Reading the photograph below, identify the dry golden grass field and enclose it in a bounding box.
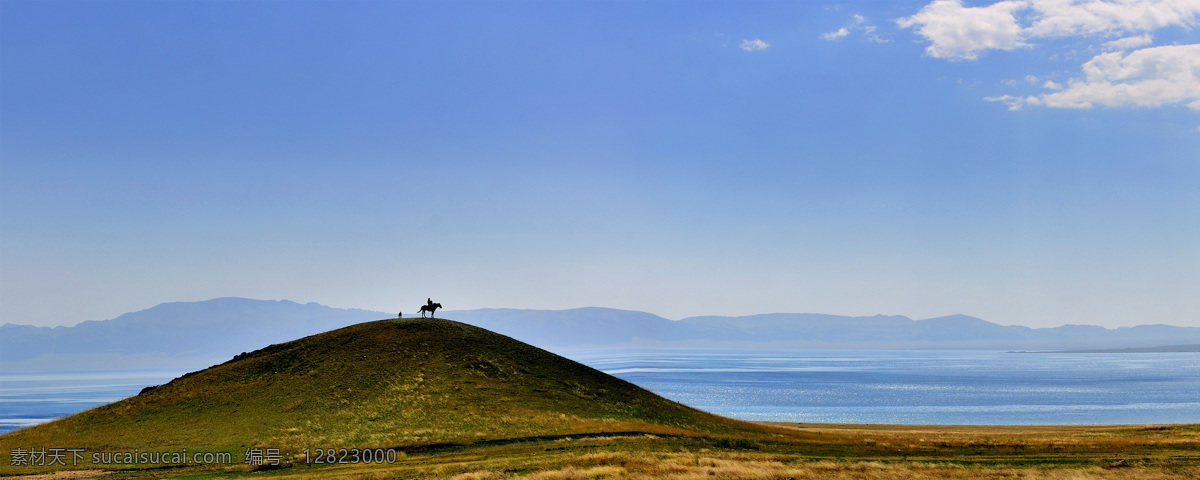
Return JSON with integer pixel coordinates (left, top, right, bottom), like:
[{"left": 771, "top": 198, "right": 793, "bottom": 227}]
[{"left": 6, "top": 423, "right": 1197, "bottom": 480}]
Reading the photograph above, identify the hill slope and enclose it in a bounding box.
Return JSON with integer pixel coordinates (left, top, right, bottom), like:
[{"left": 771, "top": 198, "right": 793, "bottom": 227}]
[{"left": 0, "top": 317, "right": 746, "bottom": 455}]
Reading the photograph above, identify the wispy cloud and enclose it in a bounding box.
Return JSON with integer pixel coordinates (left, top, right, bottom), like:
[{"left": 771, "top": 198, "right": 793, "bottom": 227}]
[
  {"left": 898, "top": 0, "right": 1200, "bottom": 60},
  {"left": 984, "top": 94, "right": 1029, "bottom": 111},
  {"left": 822, "top": 14, "right": 891, "bottom": 43},
  {"left": 1003, "top": 75, "right": 1041, "bottom": 86},
  {"left": 1103, "top": 34, "right": 1153, "bottom": 52},
  {"left": 1023, "top": 0, "right": 1200, "bottom": 38},
  {"left": 821, "top": 28, "right": 850, "bottom": 41},
  {"left": 986, "top": 44, "right": 1200, "bottom": 111},
  {"left": 1028, "top": 44, "right": 1200, "bottom": 110},
  {"left": 897, "top": 0, "right": 1200, "bottom": 111},
  {"left": 740, "top": 39, "right": 770, "bottom": 51}
]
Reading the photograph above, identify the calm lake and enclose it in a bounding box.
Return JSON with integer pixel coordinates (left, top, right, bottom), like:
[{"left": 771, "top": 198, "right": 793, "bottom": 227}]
[
  {"left": 0, "top": 369, "right": 186, "bottom": 435},
  {"left": 2, "top": 349, "right": 1198, "bottom": 434},
  {"left": 568, "top": 348, "right": 1200, "bottom": 425}
]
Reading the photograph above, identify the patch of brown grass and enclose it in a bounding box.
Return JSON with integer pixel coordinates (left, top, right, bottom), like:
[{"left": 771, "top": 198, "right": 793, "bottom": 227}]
[
  {"left": 437, "top": 455, "right": 1200, "bottom": 480},
  {"left": 444, "top": 470, "right": 504, "bottom": 480}
]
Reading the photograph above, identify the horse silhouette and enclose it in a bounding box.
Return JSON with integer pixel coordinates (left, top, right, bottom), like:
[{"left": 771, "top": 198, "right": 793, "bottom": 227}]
[{"left": 418, "top": 302, "right": 441, "bottom": 318}]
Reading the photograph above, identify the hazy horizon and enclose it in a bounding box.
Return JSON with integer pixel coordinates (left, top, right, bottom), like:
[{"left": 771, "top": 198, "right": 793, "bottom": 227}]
[
  {"left": 3, "top": 1, "right": 1197, "bottom": 329},
  {"left": 6, "top": 296, "right": 1198, "bottom": 331}
]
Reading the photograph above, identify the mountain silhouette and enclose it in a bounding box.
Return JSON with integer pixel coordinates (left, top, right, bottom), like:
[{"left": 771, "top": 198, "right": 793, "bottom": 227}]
[{"left": 6, "top": 299, "right": 1200, "bottom": 371}]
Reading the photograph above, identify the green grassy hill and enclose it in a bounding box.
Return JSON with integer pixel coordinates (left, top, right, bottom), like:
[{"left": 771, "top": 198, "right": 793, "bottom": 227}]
[{"left": 0, "top": 317, "right": 750, "bottom": 459}]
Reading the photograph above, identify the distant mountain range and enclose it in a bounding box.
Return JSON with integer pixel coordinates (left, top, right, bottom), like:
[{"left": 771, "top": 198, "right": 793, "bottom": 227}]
[
  {"left": 446, "top": 308, "right": 1200, "bottom": 351},
  {"left": 0, "top": 298, "right": 382, "bottom": 370},
  {"left": 3, "top": 298, "right": 1199, "bottom": 370}
]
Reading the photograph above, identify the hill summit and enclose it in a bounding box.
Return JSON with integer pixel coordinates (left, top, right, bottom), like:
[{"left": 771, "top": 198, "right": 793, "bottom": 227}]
[{"left": 1, "top": 317, "right": 741, "bottom": 454}]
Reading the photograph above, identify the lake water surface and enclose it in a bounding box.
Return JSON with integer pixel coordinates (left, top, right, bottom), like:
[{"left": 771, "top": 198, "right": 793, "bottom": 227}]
[
  {"left": 0, "top": 369, "right": 186, "bottom": 434},
  {"left": 568, "top": 348, "right": 1200, "bottom": 425},
  {"left": 2, "top": 349, "right": 1198, "bottom": 434}
]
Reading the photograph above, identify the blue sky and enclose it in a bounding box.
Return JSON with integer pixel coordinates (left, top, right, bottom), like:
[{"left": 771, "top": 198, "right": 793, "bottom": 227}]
[{"left": 2, "top": 0, "right": 1197, "bottom": 328}]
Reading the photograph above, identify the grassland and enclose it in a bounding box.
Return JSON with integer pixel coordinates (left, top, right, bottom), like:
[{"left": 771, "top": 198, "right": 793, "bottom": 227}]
[
  {"left": 282, "top": 423, "right": 1200, "bottom": 479},
  {"left": 2, "top": 318, "right": 1197, "bottom": 479},
  {"left": 5, "top": 423, "right": 1196, "bottom": 479}
]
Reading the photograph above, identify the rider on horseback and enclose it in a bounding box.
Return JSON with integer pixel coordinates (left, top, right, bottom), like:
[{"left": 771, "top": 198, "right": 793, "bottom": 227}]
[{"left": 419, "top": 298, "right": 442, "bottom": 318}]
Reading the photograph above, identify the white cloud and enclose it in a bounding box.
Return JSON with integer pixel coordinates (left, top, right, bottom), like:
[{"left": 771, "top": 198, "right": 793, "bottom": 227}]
[
  {"left": 740, "top": 39, "right": 771, "bottom": 51},
  {"left": 822, "top": 28, "right": 851, "bottom": 41},
  {"left": 985, "top": 94, "right": 1033, "bottom": 110},
  {"left": 1024, "top": 0, "right": 1200, "bottom": 38},
  {"left": 1021, "top": 44, "right": 1200, "bottom": 110},
  {"left": 898, "top": 0, "right": 1200, "bottom": 60},
  {"left": 1002, "top": 75, "right": 1042, "bottom": 86},
  {"left": 823, "top": 14, "right": 892, "bottom": 43},
  {"left": 1103, "top": 34, "right": 1153, "bottom": 51},
  {"left": 897, "top": 1, "right": 1200, "bottom": 112},
  {"left": 896, "top": 0, "right": 1029, "bottom": 60},
  {"left": 862, "top": 25, "right": 891, "bottom": 44}
]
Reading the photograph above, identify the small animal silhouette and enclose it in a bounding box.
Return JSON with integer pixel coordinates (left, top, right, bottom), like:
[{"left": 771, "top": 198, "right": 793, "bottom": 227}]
[{"left": 418, "top": 302, "right": 441, "bottom": 318}]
